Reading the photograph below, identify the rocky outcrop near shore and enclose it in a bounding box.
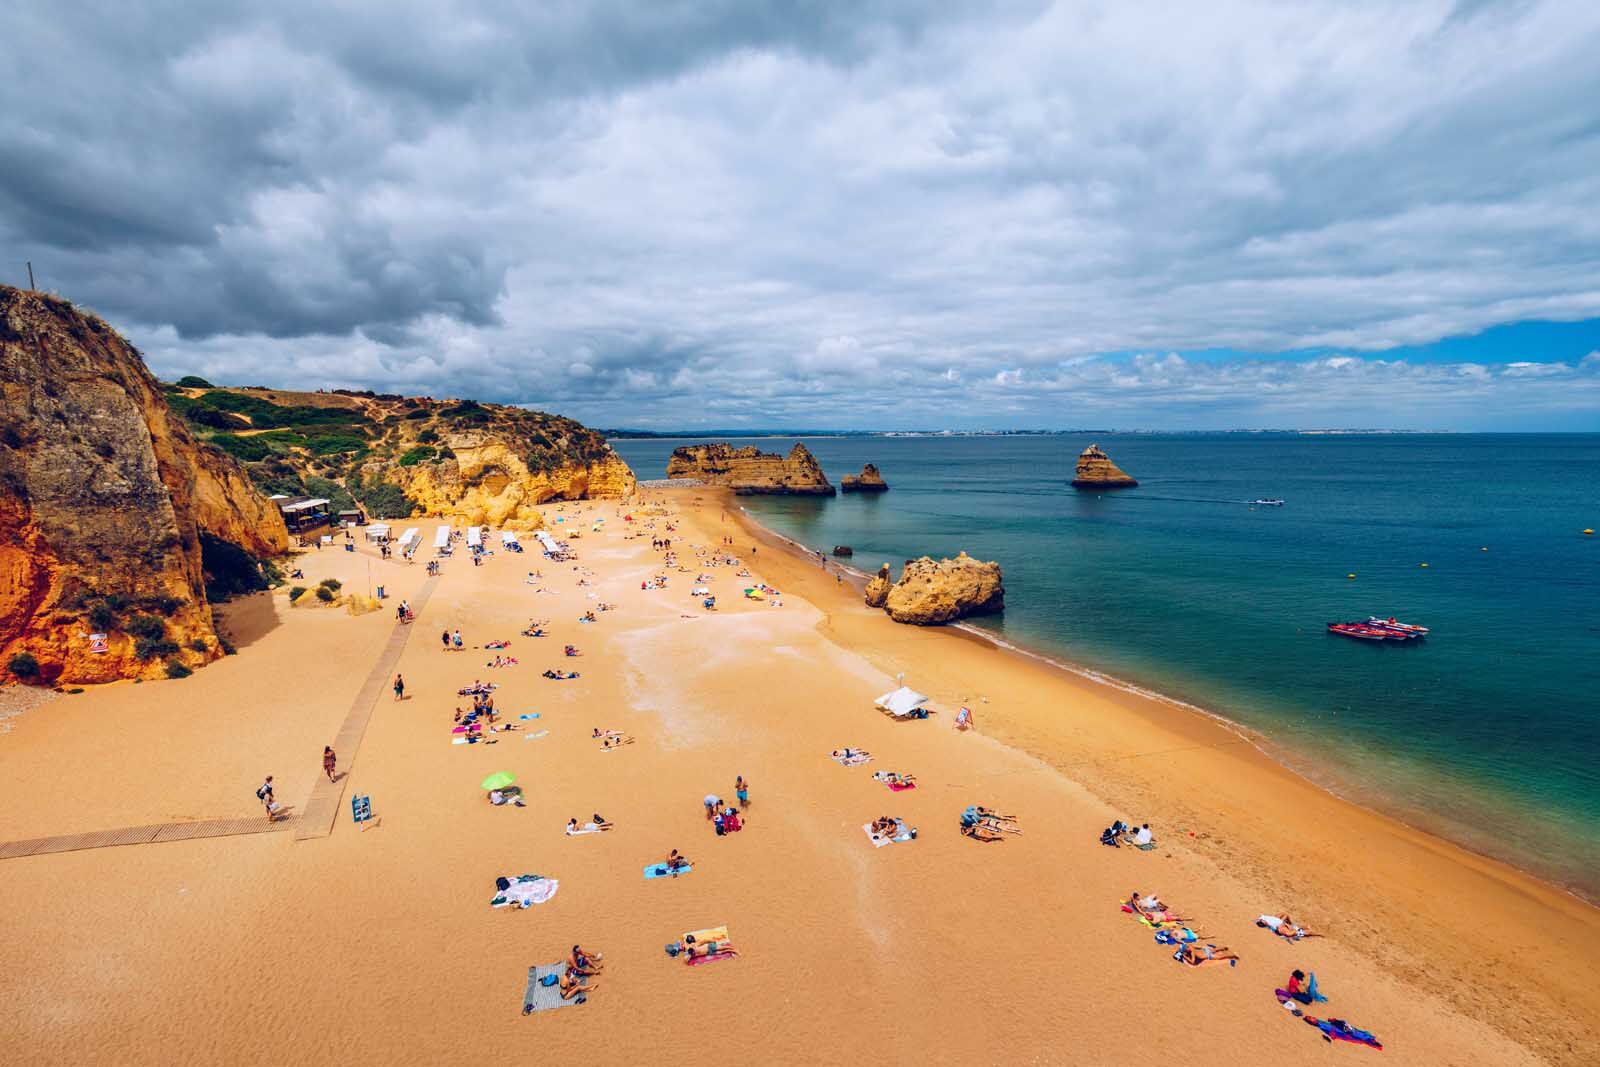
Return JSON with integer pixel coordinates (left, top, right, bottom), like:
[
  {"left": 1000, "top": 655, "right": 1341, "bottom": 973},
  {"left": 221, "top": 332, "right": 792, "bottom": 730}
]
[
  {"left": 863, "top": 553, "right": 1004, "bottom": 624},
  {"left": 840, "top": 463, "right": 889, "bottom": 492},
  {"left": 0, "top": 286, "right": 289, "bottom": 685},
  {"left": 666, "top": 443, "right": 834, "bottom": 495},
  {"left": 1070, "top": 443, "right": 1138, "bottom": 488}
]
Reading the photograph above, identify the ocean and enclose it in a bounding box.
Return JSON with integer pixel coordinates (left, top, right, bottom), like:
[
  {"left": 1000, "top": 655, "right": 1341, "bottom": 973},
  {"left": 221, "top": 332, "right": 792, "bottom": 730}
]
[{"left": 611, "top": 434, "right": 1600, "bottom": 899}]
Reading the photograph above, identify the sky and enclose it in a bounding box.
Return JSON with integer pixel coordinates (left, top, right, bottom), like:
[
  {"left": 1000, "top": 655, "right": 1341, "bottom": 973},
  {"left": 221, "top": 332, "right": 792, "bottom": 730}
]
[{"left": 3, "top": 1, "right": 1600, "bottom": 431}]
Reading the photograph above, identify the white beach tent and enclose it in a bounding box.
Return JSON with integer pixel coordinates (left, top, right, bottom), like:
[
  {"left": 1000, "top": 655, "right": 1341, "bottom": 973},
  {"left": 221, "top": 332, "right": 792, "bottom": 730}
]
[
  {"left": 500, "top": 531, "right": 521, "bottom": 548},
  {"left": 536, "top": 530, "right": 562, "bottom": 554},
  {"left": 364, "top": 523, "right": 391, "bottom": 543},
  {"left": 874, "top": 685, "right": 931, "bottom": 718},
  {"left": 467, "top": 526, "right": 483, "bottom": 549},
  {"left": 397, "top": 527, "right": 421, "bottom": 551},
  {"left": 433, "top": 525, "right": 452, "bottom": 551}
]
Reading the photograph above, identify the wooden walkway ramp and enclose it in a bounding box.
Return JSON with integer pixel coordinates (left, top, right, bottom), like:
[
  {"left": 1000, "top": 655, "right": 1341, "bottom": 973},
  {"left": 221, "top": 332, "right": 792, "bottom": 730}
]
[{"left": 0, "top": 575, "right": 438, "bottom": 861}]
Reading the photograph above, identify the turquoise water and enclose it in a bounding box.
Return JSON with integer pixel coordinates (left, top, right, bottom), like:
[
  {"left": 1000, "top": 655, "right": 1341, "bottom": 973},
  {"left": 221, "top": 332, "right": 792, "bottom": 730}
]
[{"left": 612, "top": 434, "right": 1600, "bottom": 898}]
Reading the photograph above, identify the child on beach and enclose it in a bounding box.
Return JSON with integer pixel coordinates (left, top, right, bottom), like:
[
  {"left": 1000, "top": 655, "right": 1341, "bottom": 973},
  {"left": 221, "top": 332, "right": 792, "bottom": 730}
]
[
  {"left": 393, "top": 674, "right": 405, "bottom": 701},
  {"left": 322, "top": 746, "right": 337, "bottom": 782}
]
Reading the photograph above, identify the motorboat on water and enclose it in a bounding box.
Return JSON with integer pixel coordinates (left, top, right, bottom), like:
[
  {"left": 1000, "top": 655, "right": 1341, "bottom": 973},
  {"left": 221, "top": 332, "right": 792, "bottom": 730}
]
[
  {"left": 1364, "top": 616, "right": 1429, "bottom": 636},
  {"left": 1327, "top": 617, "right": 1428, "bottom": 642},
  {"left": 1250, "top": 498, "right": 1285, "bottom": 506}
]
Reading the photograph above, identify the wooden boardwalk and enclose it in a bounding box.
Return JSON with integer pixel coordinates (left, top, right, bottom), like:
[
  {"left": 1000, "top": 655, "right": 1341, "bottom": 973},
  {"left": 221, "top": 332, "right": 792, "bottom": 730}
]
[{"left": 0, "top": 575, "right": 438, "bottom": 861}]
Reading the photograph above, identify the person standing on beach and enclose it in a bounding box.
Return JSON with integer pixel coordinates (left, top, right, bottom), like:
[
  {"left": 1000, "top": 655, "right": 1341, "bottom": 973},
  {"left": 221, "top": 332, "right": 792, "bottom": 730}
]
[
  {"left": 703, "top": 793, "right": 722, "bottom": 820},
  {"left": 735, "top": 775, "right": 750, "bottom": 810},
  {"left": 452, "top": 629, "right": 463, "bottom": 651},
  {"left": 393, "top": 673, "right": 405, "bottom": 701},
  {"left": 323, "top": 746, "right": 337, "bottom": 782}
]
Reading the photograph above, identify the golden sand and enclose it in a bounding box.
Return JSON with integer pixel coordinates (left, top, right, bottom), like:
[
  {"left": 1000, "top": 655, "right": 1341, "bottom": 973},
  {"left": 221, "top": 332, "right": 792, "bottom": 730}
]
[{"left": 1, "top": 486, "right": 1595, "bottom": 1065}]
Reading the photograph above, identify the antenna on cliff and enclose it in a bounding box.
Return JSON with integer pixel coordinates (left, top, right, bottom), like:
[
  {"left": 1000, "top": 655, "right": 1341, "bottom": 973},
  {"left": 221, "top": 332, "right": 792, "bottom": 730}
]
[{"left": 27, "top": 261, "right": 35, "bottom": 290}]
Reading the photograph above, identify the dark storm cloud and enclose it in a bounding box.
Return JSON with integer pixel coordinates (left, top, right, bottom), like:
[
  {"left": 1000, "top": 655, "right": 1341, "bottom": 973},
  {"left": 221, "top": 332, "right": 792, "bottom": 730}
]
[{"left": 2, "top": 1, "right": 1599, "bottom": 429}]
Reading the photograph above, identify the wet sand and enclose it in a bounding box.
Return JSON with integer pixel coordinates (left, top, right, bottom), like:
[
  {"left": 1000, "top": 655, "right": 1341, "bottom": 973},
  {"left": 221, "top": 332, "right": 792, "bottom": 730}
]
[{"left": 1, "top": 487, "right": 1595, "bottom": 1065}]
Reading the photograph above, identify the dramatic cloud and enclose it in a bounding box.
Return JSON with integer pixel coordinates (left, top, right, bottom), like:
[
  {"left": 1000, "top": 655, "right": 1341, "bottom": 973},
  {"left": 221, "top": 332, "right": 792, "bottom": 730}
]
[{"left": 3, "top": 1, "right": 1599, "bottom": 429}]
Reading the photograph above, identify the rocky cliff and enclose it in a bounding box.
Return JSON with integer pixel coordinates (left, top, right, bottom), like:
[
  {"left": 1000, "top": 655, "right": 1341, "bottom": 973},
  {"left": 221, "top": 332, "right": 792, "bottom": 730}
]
[
  {"left": 869, "top": 552, "right": 1004, "bottom": 625},
  {"left": 0, "top": 286, "right": 289, "bottom": 684},
  {"left": 666, "top": 443, "right": 834, "bottom": 495},
  {"left": 1070, "top": 443, "right": 1138, "bottom": 488},
  {"left": 165, "top": 387, "right": 635, "bottom": 527},
  {"left": 840, "top": 463, "right": 889, "bottom": 493}
]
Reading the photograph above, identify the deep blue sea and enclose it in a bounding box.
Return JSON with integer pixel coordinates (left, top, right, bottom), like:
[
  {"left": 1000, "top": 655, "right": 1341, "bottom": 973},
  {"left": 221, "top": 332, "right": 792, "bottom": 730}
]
[{"left": 612, "top": 434, "right": 1600, "bottom": 899}]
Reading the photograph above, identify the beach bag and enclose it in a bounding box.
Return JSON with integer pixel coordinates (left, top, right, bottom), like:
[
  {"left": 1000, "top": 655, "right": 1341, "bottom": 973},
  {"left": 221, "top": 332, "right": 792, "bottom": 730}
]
[
  {"left": 496, "top": 877, "right": 511, "bottom": 892},
  {"left": 539, "top": 973, "right": 559, "bottom": 987}
]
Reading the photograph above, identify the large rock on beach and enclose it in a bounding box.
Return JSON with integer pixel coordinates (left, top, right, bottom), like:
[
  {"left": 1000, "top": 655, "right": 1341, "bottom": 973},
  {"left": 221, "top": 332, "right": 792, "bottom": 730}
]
[
  {"left": 0, "top": 285, "right": 289, "bottom": 685},
  {"left": 864, "top": 563, "right": 892, "bottom": 608},
  {"left": 1070, "top": 443, "right": 1138, "bottom": 488},
  {"left": 840, "top": 463, "right": 889, "bottom": 492},
  {"left": 666, "top": 442, "right": 834, "bottom": 495},
  {"left": 881, "top": 552, "right": 1004, "bottom": 625}
]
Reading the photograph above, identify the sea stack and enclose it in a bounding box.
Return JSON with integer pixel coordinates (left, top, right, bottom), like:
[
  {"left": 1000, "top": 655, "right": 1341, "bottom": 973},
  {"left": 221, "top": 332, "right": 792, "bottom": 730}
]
[
  {"left": 877, "top": 552, "right": 1004, "bottom": 625},
  {"left": 840, "top": 463, "right": 889, "bottom": 492},
  {"left": 1070, "top": 443, "right": 1138, "bottom": 488},
  {"left": 665, "top": 442, "right": 834, "bottom": 495}
]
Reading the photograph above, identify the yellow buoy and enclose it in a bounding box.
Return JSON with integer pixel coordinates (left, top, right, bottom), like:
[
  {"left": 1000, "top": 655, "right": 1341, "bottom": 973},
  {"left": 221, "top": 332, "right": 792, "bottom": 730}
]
[
  {"left": 1419, "top": 562, "right": 1429, "bottom": 568},
  {"left": 1481, "top": 547, "right": 1488, "bottom": 551},
  {"left": 1586, "top": 529, "right": 1595, "bottom": 536},
  {"left": 1347, "top": 573, "right": 1356, "bottom": 579}
]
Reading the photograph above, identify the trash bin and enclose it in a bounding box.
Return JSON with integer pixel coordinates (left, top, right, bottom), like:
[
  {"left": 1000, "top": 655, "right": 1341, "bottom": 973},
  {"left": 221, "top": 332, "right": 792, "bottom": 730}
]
[{"left": 376, "top": 585, "right": 385, "bottom": 600}]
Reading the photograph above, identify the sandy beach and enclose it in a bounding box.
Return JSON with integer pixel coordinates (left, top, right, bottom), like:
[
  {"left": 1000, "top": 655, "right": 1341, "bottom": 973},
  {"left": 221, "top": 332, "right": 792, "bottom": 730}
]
[{"left": 3, "top": 484, "right": 1596, "bottom": 1066}]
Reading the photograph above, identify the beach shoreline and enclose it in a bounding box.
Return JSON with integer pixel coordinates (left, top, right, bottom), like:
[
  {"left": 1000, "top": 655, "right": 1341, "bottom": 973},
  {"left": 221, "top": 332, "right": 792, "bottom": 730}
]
[{"left": 725, "top": 493, "right": 1600, "bottom": 907}]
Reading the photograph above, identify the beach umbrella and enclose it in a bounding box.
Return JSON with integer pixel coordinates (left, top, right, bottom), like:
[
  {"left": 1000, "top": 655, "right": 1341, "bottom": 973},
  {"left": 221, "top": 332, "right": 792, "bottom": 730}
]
[{"left": 481, "top": 771, "right": 517, "bottom": 791}]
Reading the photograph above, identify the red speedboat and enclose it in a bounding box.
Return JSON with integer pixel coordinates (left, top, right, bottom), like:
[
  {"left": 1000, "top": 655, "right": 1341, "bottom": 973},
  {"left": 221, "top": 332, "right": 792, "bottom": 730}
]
[{"left": 1328, "top": 621, "right": 1404, "bottom": 641}]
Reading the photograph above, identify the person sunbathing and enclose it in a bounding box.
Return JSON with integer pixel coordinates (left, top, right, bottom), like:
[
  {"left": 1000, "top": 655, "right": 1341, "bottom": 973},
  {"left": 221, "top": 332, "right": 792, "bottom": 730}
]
[
  {"left": 601, "top": 735, "right": 634, "bottom": 748},
  {"left": 568, "top": 944, "right": 603, "bottom": 975},
  {"left": 1257, "top": 914, "right": 1322, "bottom": 940},
  {"left": 680, "top": 934, "right": 734, "bottom": 960},
  {"left": 961, "top": 821, "right": 1006, "bottom": 842},
  {"left": 542, "top": 669, "right": 579, "bottom": 680},
  {"left": 580, "top": 611, "right": 597, "bottom": 622},
  {"left": 558, "top": 970, "right": 595, "bottom": 1000},
  {"left": 591, "top": 812, "right": 613, "bottom": 830},
  {"left": 665, "top": 849, "right": 691, "bottom": 872},
  {"left": 1173, "top": 942, "right": 1239, "bottom": 967},
  {"left": 832, "top": 748, "right": 870, "bottom": 760},
  {"left": 564, "top": 645, "right": 582, "bottom": 656},
  {"left": 870, "top": 815, "right": 899, "bottom": 836},
  {"left": 522, "top": 627, "right": 546, "bottom": 637},
  {"left": 592, "top": 727, "right": 622, "bottom": 738}
]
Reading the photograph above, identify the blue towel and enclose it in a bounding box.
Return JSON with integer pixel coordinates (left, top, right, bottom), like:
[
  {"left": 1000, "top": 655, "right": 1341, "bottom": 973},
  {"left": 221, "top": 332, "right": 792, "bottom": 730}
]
[
  {"left": 519, "top": 713, "right": 540, "bottom": 720},
  {"left": 1308, "top": 972, "right": 1327, "bottom": 1003},
  {"left": 643, "top": 863, "right": 692, "bottom": 880}
]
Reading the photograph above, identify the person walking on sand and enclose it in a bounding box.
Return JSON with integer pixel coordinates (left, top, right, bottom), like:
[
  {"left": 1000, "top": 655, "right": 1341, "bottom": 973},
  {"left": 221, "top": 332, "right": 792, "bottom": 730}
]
[
  {"left": 735, "top": 775, "right": 750, "bottom": 810},
  {"left": 323, "top": 746, "right": 337, "bottom": 782},
  {"left": 452, "top": 629, "right": 463, "bottom": 651},
  {"left": 441, "top": 629, "right": 450, "bottom": 651},
  {"left": 393, "top": 673, "right": 405, "bottom": 701},
  {"left": 257, "top": 776, "right": 278, "bottom": 820}
]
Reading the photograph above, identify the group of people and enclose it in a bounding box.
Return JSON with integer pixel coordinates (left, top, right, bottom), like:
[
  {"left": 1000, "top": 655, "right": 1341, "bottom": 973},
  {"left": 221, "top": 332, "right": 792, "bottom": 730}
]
[
  {"left": 959, "top": 805, "right": 1021, "bottom": 841},
  {"left": 1100, "top": 820, "right": 1155, "bottom": 849},
  {"left": 440, "top": 628, "right": 464, "bottom": 651}
]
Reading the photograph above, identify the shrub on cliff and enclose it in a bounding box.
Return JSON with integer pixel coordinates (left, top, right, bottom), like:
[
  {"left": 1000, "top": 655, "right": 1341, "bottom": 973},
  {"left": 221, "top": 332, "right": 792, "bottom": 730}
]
[
  {"left": 124, "top": 614, "right": 167, "bottom": 640},
  {"left": 351, "top": 480, "right": 416, "bottom": 520},
  {"left": 209, "top": 433, "right": 272, "bottom": 462},
  {"left": 7, "top": 652, "right": 39, "bottom": 679},
  {"left": 164, "top": 659, "right": 193, "bottom": 679},
  {"left": 289, "top": 585, "right": 307, "bottom": 601},
  {"left": 134, "top": 637, "right": 180, "bottom": 660},
  {"left": 87, "top": 603, "right": 115, "bottom": 631},
  {"left": 175, "top": 375, "right": 214, "bottom": 388},
  {"left": 398, "top": 445, "right": 436, "bottom": 466},
  {"left": 314, "top": 585, "right": 336, "bottom": 603},
  {"left": 200, "top": 533, "right": 268, "bottom": 602}
]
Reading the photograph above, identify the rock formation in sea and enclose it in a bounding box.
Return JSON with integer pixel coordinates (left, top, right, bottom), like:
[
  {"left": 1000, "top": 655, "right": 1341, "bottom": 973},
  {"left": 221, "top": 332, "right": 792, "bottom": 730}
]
[
  {"left": 665, "top": 443, "right": 835, "bottom": 495},
  {"left": 1069, "top": 443, "right": 1138, "bottom": 488},
  {"left": 864, "top": 564, "right": 893, "bottom": 608},
  {"left": 840, "top": 463, "right": 889, "bottom": 492},
  {"left": 871, "top": 552, "right": 1004, "bottom": 624},
  {"left": 0, "top": 286, "right": 289, "bottom": 684},
  {"left": 163, "top": 387, "right": 635, "bottom": 527}
]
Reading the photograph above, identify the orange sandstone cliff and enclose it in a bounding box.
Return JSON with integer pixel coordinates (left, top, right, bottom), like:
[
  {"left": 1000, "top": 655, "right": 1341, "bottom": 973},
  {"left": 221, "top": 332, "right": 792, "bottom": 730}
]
[
  {"left": 840, "top": 463, "right": 889, "bottom": 492},
  {"left": 666, "top": 442, "right": 834, "bottom": 495},
  {"left": 1069, "top": 443, "right": 1138, "bottom": 488},
  {"left": 0, "top": 286, "right": 289, "bottom": 685}
]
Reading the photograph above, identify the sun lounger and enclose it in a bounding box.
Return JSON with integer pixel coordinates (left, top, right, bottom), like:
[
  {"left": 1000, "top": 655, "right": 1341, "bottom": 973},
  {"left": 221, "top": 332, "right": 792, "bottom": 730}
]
[
  {"left": 644, "top": 862, "right": 693, "bottom": 879},
  {"left": 523, "top": 964, "right": 584, "bottom": 1013}
]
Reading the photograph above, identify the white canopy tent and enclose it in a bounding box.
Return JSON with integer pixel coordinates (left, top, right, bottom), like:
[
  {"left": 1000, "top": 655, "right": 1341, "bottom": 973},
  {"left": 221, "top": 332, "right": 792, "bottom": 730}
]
[
  {"left": 364, "top": 523, "right": 392, "bottom": 542},
  {"left": 874, "top": 685, "right": 931, "bottom": 718},
  {"left": 433, "top": 526, "right": 452, "bottom": 551},
  {"left": 536, "top": 530, "right": 562, "bottom": 553},
  {"left": 466, "top": 526, "right": 483, "bottom": 549},
  {"left": 397, "top": 527, "right": 421, "bottom": 551},
  {"left": 500, "top": 531, "right": 521, "bottom": 547}
]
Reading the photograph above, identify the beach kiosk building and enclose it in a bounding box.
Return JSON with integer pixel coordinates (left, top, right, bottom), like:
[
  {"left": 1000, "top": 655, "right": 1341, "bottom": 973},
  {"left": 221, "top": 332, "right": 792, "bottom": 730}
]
[{"left": 270, "top": 494, "right": 332, "bottom": 533}]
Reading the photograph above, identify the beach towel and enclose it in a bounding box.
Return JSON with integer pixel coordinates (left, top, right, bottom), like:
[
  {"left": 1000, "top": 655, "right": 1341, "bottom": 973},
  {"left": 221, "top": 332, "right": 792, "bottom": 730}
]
[
  {"left": 644, "top": 862, "right": 693, "bottom": 880},
  {"left": 524, "top": 730, "right": 550, "bottom": 741},
  {"left": 871, "top": 773, "right": 917, "bottom": 792},
  {"left": 566, "top": 825, "right": 602, "bottom": 836},
  {"left": 519, "top": 713, "right": 541, "bottom": 720},
  {"left": 680, "top": 925, "right": 736, "bottom": 965},
  {"left": 1305, "top": 1017, "right": 1381, "bottom": 1049},
  {"left": 491, "top": 875, "right": 559, "bottom": 908},
  {"left": 863, "top": 820, "right": 917, "bottom": 847},
  {"left": 1135, "top": 840, "right": 1157, "bottom": 851},
  {"left": 523, "top": 964, "right": 583, "bottom": 1013}
]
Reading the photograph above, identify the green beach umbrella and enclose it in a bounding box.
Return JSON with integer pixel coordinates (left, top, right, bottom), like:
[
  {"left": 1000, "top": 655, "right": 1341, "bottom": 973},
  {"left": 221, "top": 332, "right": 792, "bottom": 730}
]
[{"left": 481, "top": 771, "right": 517, "bottom": 791}]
